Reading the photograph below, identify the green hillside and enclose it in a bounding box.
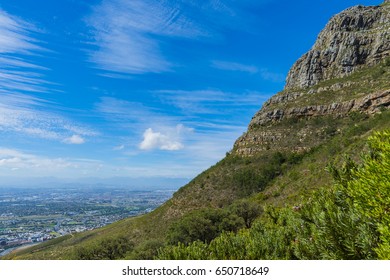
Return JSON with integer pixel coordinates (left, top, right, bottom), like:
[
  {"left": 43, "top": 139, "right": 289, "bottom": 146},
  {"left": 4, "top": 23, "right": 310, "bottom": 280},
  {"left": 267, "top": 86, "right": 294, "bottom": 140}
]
[{"left": 5, "top": 100, "right": 389, "bottom": 260}]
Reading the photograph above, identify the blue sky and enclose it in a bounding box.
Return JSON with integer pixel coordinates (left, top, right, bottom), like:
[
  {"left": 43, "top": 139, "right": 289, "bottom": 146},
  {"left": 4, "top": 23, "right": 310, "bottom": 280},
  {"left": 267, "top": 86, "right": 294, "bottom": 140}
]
[{"left": 0, "top": 0, "right": 383, "bottom": 183}]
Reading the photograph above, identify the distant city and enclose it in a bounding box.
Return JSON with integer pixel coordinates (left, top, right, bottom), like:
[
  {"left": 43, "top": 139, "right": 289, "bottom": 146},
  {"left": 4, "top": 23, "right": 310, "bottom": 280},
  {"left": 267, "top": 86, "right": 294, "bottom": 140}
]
[{"left": 0, "top": 186, "right": 175, "bottom": 256}]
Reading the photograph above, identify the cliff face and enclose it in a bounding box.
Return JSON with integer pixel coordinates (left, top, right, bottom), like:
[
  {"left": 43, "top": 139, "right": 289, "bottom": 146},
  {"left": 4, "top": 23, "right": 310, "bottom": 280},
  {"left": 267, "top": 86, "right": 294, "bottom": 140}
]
[
  {"left": 234, "top": 1, "right": 390, "bottom": 156},
  {"left": 285, "top": 3, "right": 390, "bottom": 89}
]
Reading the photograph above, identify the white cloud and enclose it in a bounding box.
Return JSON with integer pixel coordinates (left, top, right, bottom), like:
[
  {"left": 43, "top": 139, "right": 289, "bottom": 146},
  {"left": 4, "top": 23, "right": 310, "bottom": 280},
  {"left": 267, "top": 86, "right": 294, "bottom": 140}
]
[
  {"left": 113, "top": 144, "right": 125, "bottom": 151},
  {"left": 0, "top": 148, "right": 71, "bottom": 170},
  {"left": 0, "top": 9, "right": 53, "bottom": 95},
  {"left": 95, "top": 96, "right": 180, "bottom": 130},
  {"left": 156, "top": 89, "right": 267, "bottom": 116},
  {"left": 0, "top": 148, "right": 106, "bottom": 177},
  {"left": 258, "top": 68, "right": 285, "bottom": 82},
  {"left": 63, "top": 135, "right": 86, "bottom": 145},
  {"left": 85, "top": 0, "right": 264, "bottom": 75},
  {"left": 0, "top": 10, "right": 42, "bottom": 54},
  {"left": 86, "top": 0, "right": 205, "bottom": 75},
  {"left": 139, "top": 127, "right": 184, "bottom": 151},
  {"left": 211, "top": 60, "right": 285, "bottom": 82},
  {"left": 0, "top": 94, "right": 97, "bottom": 143},
  {"left": 211, "top": 60, "right": 258, "bottom": 73}
]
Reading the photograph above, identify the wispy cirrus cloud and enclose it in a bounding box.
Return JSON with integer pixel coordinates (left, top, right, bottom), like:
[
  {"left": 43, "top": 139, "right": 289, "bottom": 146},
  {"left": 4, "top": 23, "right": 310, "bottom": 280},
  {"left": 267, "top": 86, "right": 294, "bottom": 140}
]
[
  {"left": 0, "top": 93, "right": 97, "bottom": 143},
  {"left": 0, "top": 10, "right": 42, "bottom": 54},
  {"left": 95, "top": 96, "right": 178, "bottom": 127},
  {"left": 156, "top": 89, "right": 267, "bottom": 117},
  {"left": 0, "top": 9, "right": 97, "bottom": 144},
  {"left": 85, "top": 0, "right": 264, "bottom": 75},
  {"left": 211, "top": 60, "right": 285, "bottom": 82},
  {"left": 211, "top": 60, "right": 259, "bottom": 74},
  {"left": 0, "top": 9, "right": 53, "bottom": 95},
  {"left": 86, "top": 0, "right": 203, "bottom": 75}
]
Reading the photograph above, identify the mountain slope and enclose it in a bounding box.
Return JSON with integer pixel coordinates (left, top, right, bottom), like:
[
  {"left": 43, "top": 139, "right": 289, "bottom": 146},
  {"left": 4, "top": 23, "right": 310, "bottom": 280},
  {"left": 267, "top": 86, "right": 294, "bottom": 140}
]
[{"left": 4, "top": 1, "right": 390, "bottom": 260}]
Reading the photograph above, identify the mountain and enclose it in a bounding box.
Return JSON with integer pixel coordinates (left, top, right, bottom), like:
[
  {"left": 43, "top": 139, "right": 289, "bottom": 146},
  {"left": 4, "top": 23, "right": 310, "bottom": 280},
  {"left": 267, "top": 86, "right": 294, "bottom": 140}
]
[{"left": 4, "top": 1, "right": 390, "bottom": 260}]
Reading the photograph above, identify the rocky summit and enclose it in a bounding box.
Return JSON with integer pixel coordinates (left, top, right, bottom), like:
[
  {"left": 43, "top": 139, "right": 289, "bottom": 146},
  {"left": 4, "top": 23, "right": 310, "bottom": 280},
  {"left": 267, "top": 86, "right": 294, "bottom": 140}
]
[
  {"left": 286, "top": 2, "right": 390, "bottom": 89},
  {"left": 234, "top": 1, "right": 390, "bottom": 156}
]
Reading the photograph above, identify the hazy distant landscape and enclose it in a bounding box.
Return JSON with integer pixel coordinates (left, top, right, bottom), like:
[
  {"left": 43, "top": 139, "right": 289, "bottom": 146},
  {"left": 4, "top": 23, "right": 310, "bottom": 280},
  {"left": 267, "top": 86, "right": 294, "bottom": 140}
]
[{"left": 0, "top": 186, "right": 175, "bottom": 256}]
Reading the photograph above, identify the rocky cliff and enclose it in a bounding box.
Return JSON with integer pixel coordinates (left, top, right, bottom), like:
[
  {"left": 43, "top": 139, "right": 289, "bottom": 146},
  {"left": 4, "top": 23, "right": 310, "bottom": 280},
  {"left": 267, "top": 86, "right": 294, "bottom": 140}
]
[
  {"left": 234, "top": 1, "right": 390, "bottom": 156},
  {"left": 286, "top": 2, "right": 390, "bottom": 89}
]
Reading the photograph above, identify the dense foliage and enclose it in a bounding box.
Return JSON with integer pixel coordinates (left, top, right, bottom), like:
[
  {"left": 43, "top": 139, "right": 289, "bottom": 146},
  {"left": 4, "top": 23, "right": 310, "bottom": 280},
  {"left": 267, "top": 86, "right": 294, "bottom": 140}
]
[
  {"left": 158, "top": 130, "right": 390, "bottom": 260},
  {"left": 74, "top": 235, "right": 133, "bottom": 260},
  {"left": 166, "top": 200, "right": 262, "bottom": 245}
]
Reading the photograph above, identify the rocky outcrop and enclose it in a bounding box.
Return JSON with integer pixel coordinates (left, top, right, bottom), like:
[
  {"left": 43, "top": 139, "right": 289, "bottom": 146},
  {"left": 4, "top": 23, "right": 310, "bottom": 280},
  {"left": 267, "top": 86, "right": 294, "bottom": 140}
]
[
  {"left": 248, "top": 90, "right": 389, "bottom": 128},
  {"left": 233, "top": 90, "right": 390, "bottom": 156},
  {"left": 285, "top": 3, "right": 390, "bottom": 89}
]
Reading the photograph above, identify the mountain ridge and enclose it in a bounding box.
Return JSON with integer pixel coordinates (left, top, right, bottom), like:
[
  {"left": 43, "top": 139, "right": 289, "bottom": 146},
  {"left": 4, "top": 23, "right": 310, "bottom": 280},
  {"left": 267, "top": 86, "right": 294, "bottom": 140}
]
[{"left": 234, "top": 2, "right": 389, "bottom": 156}]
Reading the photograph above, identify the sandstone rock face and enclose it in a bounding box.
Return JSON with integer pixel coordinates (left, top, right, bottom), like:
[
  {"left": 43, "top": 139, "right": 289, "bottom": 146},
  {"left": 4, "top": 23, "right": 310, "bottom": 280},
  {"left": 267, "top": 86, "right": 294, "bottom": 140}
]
[
  {"left": 248, "top": 90, "right": 390, "bottom": 128},
  {"left": 285, "top": 3, "right": 390, "bottom": 89},
  {"left": 233, "top": 90, "right": 389, "bottom": 156}
]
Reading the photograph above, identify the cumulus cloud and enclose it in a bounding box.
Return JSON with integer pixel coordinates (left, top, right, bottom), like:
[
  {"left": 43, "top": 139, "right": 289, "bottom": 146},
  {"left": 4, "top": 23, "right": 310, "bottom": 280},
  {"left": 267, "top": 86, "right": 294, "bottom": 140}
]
[
  {"left": 139, "top": 125, "right": 189, "bottom": 151},
  {"left": 139, "top": 128, "right": 183, "bottom": 151},
  {"left": 63, "top": 135, "right": 86, "bottom": 145}
]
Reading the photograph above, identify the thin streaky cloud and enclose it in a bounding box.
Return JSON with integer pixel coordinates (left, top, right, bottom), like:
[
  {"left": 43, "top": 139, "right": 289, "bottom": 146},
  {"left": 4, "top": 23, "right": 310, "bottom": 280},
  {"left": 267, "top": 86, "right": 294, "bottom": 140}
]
[
  {"left": 85, "top": 0, "right": 264, "bottom": 75},
  {"left": 0, "top": 9, "right": 95, "bottom": 144},
  {"left": 0, "top": 10, "right": 42, "bottom": 54},
  {"left": 156, "top": 89, "right": 267, "bottom": 115},
  {"left": 0, "top": 9, "right": 55, "bottom": 95},
  {"left": 211, "top": 60, "right": 285, "bottom": 82},
  {"left": 86, "top": 0, "right": 203, "bottom": 74},
  {"left": 258, "top": 68, "right": 285, "bottom": 83},
  {"left": 0, "top": 94, "right": 98, "bottom": 143},
  {"left": 211, "top": 60, "right": 259, "bottom": 73},
  {"left": 95, "top": 96, "right": 181, "bottom": 129},
  {"left": 0, "top": 56, "right": 48, "bottom": 70},
  {"left": 0, "top": 148, "right": 106, "bottom": 178}
]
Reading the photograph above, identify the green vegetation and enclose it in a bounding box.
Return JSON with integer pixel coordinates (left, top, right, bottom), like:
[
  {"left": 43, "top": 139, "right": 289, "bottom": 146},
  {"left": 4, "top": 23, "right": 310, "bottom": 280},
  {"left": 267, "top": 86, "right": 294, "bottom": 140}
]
[
  {"left": 166, "top": 200, "right": 262, "bottom": 246},
  {"left": 158, "top": 130, "right": 390, "bottom": 259},
  {"left": 4, "top": 110, "right": 389, "bottom": 260},
  {"left": 74, "top": 235, "right": 133, "bottom": 260}
]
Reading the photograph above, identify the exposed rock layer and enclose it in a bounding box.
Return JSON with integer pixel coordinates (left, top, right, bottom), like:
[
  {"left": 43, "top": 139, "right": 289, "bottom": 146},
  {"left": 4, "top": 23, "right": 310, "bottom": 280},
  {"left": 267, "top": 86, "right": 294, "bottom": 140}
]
[{"left": 248, "top": 90, "right": 389, "bottom": 128}]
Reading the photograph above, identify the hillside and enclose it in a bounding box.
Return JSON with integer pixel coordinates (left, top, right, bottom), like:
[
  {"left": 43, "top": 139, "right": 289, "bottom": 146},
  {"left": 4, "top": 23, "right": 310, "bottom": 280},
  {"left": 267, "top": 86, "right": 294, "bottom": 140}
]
[{"left": 4, "top": 1, "right": 390, "bottom": 260}]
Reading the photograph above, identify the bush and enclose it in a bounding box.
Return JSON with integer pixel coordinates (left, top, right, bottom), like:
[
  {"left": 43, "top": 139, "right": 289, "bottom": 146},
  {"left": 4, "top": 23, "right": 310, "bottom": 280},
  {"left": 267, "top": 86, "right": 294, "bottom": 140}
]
[
  {"left": 74, "top": 235, "right": 134, "bottom": 260},
  {"left": 166, "top": 208, "right": 244, "bottom": 245}
]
